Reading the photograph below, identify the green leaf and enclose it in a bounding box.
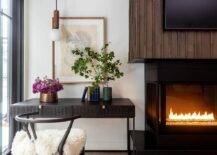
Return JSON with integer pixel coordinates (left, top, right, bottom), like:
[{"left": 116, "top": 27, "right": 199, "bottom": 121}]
[{"left": 71, "top": 43, "right": 124, "bottom": 86}]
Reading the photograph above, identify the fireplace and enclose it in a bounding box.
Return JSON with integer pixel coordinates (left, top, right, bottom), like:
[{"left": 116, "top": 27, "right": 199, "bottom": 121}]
[
  {"left": 165, "top": 84, "right": 217, "bottom": 126},
  {"left": 145, "top": 60, "right": 217, "bottom": 150}
]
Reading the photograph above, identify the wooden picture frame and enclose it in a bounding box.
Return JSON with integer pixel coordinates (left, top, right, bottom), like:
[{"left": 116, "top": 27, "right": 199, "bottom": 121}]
[{"left": 52, "top": 17, "right": 106, "bottom": 84}]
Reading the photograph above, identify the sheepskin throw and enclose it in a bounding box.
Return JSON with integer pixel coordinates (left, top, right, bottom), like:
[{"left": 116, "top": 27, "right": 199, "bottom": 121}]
[{"left": 11, "top": 129, "right": 86, "bottom": 155}]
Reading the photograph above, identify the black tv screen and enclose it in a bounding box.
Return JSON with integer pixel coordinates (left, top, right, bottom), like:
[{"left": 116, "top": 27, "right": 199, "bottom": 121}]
[{"left": 165, "top": 0, "right": 217, "bottom": 29}]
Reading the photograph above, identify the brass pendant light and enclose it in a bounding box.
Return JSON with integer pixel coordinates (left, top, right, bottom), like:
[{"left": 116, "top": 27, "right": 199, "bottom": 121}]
[
  {"left": 52, "top": 0, "right": 59, "bottom": 29},
  {"left": 51, "top": 0, "right": 60, "bottom": 41}
]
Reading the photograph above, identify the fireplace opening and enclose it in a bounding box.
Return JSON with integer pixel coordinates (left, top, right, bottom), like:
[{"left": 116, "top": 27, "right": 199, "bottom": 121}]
[
  {"left": 145, "top": 60, "right": 217, "bottom": 150},
  {"left": 165, "top": 84, "right": 217, "bottom": 126}
]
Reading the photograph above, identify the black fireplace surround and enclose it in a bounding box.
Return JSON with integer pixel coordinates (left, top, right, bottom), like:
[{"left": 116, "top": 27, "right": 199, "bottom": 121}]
[{"left": 145, "top": 59, "right": 217, "bottom": 151}]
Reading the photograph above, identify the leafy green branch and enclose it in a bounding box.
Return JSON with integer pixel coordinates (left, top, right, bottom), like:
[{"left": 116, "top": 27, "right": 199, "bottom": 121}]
[{"left": 71, "top": 43, "right": 124, "bottom": 91}]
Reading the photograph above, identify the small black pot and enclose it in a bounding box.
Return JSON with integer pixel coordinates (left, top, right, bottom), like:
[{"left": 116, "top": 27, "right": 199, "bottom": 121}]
[
  {"left": 87, "top": 87, "right": 100, "bottom": 102},
  {"left": 103, "top": 87, "right": 112, "bottom": 102}
]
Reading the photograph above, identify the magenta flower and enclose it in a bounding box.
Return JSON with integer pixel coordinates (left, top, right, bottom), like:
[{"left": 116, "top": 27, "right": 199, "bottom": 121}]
[{"left": 32, "top": 77, "right": 63, "bottom": 94}]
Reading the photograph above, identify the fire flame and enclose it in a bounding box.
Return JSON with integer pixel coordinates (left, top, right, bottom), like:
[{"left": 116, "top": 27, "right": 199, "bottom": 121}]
[{"left": 168, "top": 108, "right": 215, "bottom": 122}]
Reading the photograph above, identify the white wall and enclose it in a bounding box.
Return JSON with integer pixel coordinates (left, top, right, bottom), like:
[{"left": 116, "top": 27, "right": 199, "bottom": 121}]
[{"left": 24, "top": 0, "right": 144, "bottom": 150}]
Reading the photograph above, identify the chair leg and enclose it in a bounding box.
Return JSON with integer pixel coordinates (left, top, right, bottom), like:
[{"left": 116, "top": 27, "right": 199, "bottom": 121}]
[
  {"left": 58, "top": 120, "right": 74, "bottom": 155},
  {"left": 6, "top": 150, "right": 11, "bottom": 155},
  {"left": 80, "top": 148, "right": 85, "bottom": 155}
]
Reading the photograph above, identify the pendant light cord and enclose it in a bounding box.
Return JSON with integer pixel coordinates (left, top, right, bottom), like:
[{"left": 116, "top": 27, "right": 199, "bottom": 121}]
[{"left": 56, "top": 0, "right": 57, "bottom": 10}]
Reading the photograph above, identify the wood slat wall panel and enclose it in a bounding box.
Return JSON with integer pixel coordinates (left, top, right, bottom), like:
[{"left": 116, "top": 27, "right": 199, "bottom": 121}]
[
  {"left": 135, "top": 0, "right": 140, "bottom": 59},
  {"left": 128, "top": 0, "right": 133, "bottom": 61},
  {"left": 177, "top": 32, "right": 186, "bottom": 58},
  {"left": 201, "top": 32, "right": 211, "bottom": 58},
  {"left": 196, "top": 32, "right": 202, "bottom": 58},
  {"left": 171, "top": 32, "right": 178, "bottom": 58},
  {"left": 146, "top": 0, "right": 153, "bottom": 58},
  {"left": 163, "top": 32, "right": 171, "bottom": 58},
  {"left": 139, "top": 0, "right": 146, "bottom": 58},
  {"left": 129, "top": 0, "right": 137, "bottom": 60},
  {"left": 129, "top": 0, "right": 217, "bottom": 61},
  {"left": 211, "top": 32, "right": 217, "bottom": 58},
  {"left": 132, "top": 0, "right": 137, "bottom": 60},
  {"left": 186, "top": 32, "right": 195, "bottom": 58},
  {"left": 153, "top": 0, "right": 162, "bottom": 58}
]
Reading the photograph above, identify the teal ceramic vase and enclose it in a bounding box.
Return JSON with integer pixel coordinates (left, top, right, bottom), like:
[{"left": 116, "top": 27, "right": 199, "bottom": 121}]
[{"left": 103, "top": 87, "right": 112, "bottom": 102}]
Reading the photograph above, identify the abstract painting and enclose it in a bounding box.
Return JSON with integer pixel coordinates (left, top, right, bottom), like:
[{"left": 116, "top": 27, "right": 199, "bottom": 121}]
[{"left": 53, "top": 17, "right": 105, "bottom": 83}]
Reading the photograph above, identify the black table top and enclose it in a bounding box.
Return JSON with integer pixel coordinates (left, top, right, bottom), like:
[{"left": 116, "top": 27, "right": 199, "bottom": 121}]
[
  {"left": 12, "top": 98, "right": 134, "bottom": 106},
  {"left": 11, "top": 98, "right": 135, "bottom": 118}
]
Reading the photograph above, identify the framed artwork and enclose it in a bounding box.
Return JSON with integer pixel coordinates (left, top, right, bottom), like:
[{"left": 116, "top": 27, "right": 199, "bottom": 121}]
[{"left": 52, "top": 17, "right": 106, "bottom": 83}]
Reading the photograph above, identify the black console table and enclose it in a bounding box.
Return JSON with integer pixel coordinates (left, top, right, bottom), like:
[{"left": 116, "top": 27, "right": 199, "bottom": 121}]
[{"left": 10, "top": 98, "right": 135, "bottom": 154}]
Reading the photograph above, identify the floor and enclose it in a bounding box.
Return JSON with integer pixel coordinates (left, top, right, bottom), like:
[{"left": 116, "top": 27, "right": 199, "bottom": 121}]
[{"left": 85, "top": 152, "right": 127, "bottom": 155}]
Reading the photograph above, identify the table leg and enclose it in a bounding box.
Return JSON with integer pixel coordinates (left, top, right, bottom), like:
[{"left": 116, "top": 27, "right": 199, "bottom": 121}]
[
  {"left": 127, "top": 117, "right": 131, "bottom": 155},
  {"left": 133, "top": 117, "right": 135, "bottom": 131},
  {"left": 132, "top": 117, "right": 135, "bottom": 154},
  {"left": 8, "top": 116, "right": 21, "bottom": 154}
]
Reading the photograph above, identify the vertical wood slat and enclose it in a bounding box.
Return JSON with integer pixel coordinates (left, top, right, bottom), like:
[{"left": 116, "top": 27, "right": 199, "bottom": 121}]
[
  {"left": 129, "top": 0, "right": 133, "bottom": 61},
  {"left": 139, "top": 0, "right": 146, "bottom": 58},
  {"left": 196, "top": 32, "right": 202, "bottom": 58},
  {"left": 132, "top": 0, "right": 138, "bottom": 59},
  {"left": 178, "top": 32, "right": 186, "bottom": 58},
  {"left": 211, "top": 32, "right": 217, "bottom": 58},
  {"left": 163, "top": 32, "right": 171, "bottom": 58},
  {"left": 132, "top": 0, "right": 137, "bottom": 60},
  {"left": 171, "top": 32, "right": 178, "bottom": 58},
  {"left": 146, "top": 0, "right": 153, "bottom": 58},
  {"left": 135, "top": 0, "right": 140, "bottom": 59},
  {"left": 201, "top": 32, "right": 211, "bottom": 58},
  {"left": 129, "top": 0, "right": 139, "bottom": 61},
  {"left": 186, "top": 32, "right": 195, "bottom": 58},
  {"left": 128, "top": 0, "right": 133, "bottom": 62},
  {"left": 129, "top": 0, "right": 217, "bottom": 60},
  {"left": 153, "top": 0, "right": 162, "bottom": 58}
]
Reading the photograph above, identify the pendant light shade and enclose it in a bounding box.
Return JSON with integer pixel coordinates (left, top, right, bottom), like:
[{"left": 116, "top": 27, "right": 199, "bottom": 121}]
[{"left": 51, "top": 29, "right": 61, "bottom": 41}]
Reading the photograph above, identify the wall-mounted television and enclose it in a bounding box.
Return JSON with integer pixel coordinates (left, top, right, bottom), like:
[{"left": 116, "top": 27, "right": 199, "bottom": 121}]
[{"left": 164, "top": 0, "right": 217, "bottom": 30}]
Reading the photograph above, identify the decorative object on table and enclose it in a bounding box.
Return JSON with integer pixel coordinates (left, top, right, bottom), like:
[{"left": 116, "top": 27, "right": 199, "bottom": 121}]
[
  {"left": 71, "top": 45, "right": 103, "bottom": 102},
  {"left": 52, "top": 17, "right": 106, "bottom": 83},
  {"left": 71, "top": 43, "right": 124, "bottom": 102},
  {"left": 81, "top": 87, "right": 88, "bottom": 102},
  {"left": 99, "top": 44, "right": 124, "bottom": 101},
  {"left": 87, "top": 86, "right": 100, "bottom": 102},
  {"left": 40, "top": 93, "right": 58, "bottom": 103},
  {"left": 103, "top": 87, "right": 112, "bottom": 102},
  {"left": 32, "top": 77, "right": 63, "bottom": 103},
  {"left": 81, "top": 87, "right": 100, "bottom": 102}
]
